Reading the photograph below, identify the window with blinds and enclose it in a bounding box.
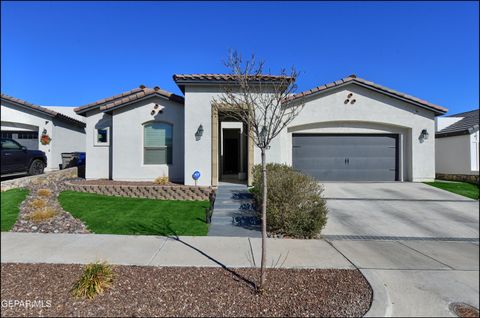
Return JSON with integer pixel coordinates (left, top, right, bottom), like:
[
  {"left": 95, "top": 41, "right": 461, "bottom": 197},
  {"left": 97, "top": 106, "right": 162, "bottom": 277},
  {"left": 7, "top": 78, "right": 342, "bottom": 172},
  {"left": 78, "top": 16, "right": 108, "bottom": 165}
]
[{"left": 144, "top": 122, "right": 173, "bottom": 164}]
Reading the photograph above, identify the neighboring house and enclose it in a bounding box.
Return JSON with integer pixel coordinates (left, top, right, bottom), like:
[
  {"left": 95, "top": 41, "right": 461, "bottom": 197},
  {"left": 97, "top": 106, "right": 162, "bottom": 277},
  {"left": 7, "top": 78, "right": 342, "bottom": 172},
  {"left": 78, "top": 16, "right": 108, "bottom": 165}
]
[
  {"left": 74, "top": 74, "right": 447, "bottom": 185},
  {"left": 1, "top": 94, "right": 86, "bottom": 171},
  {"left": 435, "top": 109, "right": 479, "bottom": 183}
]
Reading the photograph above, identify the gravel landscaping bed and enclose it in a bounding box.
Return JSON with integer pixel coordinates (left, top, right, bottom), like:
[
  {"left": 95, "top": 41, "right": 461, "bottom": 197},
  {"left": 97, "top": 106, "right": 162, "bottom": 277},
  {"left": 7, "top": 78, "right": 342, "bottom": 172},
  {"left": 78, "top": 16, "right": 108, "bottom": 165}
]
[
  {"left": 1, "top": 263, "right": 372, "bottom": 317},
  {"left": 11, "top": 175, "right": 88, "bottom": 234}
]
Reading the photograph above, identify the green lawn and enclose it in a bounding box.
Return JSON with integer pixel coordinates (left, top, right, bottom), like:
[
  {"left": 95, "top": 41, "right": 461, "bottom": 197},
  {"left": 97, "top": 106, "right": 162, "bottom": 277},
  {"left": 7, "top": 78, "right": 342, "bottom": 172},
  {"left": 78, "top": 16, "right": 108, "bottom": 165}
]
[
  {"left": 58, "top": 191, "right": 210, "bottom": 236},
  {"left": 424, "top": 181, "right": 479, "bottom": 200},
  {"left": 1, "top": 188, "right": 29, "bottom": 231}
]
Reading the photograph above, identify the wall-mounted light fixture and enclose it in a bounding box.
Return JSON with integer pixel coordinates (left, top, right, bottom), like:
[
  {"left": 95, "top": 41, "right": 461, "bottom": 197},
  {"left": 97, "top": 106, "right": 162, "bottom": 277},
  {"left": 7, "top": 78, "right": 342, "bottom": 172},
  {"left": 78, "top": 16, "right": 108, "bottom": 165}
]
[
  {"left": 419, "top": 129, "right": 429, "bottom": 142},
  {"left": 195, "top": 124, "right": 204, "bottom": 141}
]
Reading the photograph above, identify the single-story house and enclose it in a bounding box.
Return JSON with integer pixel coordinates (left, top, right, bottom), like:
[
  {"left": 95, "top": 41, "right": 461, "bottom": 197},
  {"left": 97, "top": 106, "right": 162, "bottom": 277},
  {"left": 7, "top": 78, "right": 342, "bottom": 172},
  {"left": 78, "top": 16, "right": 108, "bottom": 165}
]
[
  {"left": 1, "top": 94, "right": 86, "bottom": 171},
  {"left": 74, "top": 74, "right": 447, "bottom": 186},
  {"left": 435, "top": 109, "right": 479, "bottom": 183}
]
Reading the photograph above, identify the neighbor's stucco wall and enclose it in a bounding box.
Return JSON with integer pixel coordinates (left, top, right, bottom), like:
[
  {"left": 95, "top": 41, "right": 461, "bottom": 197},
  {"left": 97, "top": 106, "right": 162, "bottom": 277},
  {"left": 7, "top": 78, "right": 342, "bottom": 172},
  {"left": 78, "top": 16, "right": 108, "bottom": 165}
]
[
  {"left": 84, "top": 109, "right": 112, "bottom": 179},
  {"left": 111, "top": 96, "right": 184, "bottom": 182},
  {"left": 183, "top": 83, "right": 438, "bottom": 185},
  {"left": 2, "top": 100, "right": 55, "bottom": 170},
  {"left": 436, "top": 132, "right": 479, "bottom": 175},
  {"left": 51, "top": 119, "right": 86, "bottom": 170}
]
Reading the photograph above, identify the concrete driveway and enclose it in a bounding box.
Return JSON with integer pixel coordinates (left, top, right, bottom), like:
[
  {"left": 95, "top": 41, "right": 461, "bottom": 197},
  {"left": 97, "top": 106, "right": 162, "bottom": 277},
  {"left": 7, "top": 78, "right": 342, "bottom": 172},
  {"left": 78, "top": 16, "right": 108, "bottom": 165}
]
[
  {"left": 322, "top": 182, "right": 479, "bottom": 239},
  {"left": 321, "top": 182, "right": 479, "bottom": 316}
]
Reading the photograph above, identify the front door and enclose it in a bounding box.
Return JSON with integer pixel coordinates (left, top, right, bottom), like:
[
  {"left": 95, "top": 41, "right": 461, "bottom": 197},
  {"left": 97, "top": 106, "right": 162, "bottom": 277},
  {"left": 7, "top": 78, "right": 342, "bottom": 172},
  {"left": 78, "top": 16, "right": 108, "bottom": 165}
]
[{"left": 223, "top": 137, "right": 239, "bottom": 174}]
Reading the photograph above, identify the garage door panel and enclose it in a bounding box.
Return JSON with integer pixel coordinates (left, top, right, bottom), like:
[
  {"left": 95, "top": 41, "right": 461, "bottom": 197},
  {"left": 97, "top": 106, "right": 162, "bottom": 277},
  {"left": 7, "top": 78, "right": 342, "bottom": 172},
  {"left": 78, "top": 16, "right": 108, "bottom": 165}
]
[{"left": 292, "top": 134, "right": 398, "bottom": 181}]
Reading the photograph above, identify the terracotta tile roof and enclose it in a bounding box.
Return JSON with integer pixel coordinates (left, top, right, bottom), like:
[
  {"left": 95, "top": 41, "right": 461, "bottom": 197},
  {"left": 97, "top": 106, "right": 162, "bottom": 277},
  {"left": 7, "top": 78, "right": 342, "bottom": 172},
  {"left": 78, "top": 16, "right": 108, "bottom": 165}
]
[
  {"left": 436, "top": 109, "right": 479, "bottom": 138},
  {"left": 173, "top": 73, "right": 292, "bottom": 82},
  {"left": 1, "top": 93, "right": 86, "bottom": 127},
  {"left": 286, "top": 75, "right": 448, "bottom": 115},
  {"left": 74, "top": 86, "right": 184, "bottom": 114}
]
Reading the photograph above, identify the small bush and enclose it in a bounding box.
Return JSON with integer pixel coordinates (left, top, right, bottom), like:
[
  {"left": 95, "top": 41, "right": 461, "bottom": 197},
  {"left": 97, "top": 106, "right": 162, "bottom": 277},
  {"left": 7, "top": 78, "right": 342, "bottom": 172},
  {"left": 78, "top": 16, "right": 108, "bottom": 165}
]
[
  {"left": 252, "top": 163, "right": 328, "bottom": 238},
  {"left": 37, "top": 188, "right": 52, "bottom": 197},
  {"left": 29, "top": 207, "right": 58, "bottom": 222},
  {"left": 29, "top": 198, "right": 47, "bottom": 209},
  {"left": 154, "top": 176, "right": 169, "bottom": 185},
  {"left": 72, "top": 262, "right": 113, "bottom": 299}
]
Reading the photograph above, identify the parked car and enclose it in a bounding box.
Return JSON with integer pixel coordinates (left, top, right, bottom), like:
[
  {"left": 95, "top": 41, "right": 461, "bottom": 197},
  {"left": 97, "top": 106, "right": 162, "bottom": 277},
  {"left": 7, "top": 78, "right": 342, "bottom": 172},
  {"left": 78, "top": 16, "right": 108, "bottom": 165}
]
[{"left": 1, "top": 138, "right": 47, "bottom": 176}]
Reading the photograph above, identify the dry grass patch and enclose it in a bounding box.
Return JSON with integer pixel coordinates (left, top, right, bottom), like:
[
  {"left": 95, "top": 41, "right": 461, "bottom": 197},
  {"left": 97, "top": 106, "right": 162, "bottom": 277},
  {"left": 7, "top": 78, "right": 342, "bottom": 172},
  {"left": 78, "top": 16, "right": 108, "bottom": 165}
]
[
  {"left": 29, "top": 207, "right": 58, "bottom": 222},
  {"left": 37, "top": 188, "right": 53, "bottom": 197},
  {"left": 29, "top": 199, "right": 47, "bottom": 209},
  {"left": 72, "top": 262, "right": 113, "bottom": 299}
]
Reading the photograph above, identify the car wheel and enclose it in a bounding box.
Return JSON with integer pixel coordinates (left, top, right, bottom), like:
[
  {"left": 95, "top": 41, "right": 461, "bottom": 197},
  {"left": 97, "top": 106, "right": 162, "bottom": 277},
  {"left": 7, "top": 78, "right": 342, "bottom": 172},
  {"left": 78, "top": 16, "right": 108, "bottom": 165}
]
[{"left": 28, "top": 159, "right": 45, "bottom": 175}]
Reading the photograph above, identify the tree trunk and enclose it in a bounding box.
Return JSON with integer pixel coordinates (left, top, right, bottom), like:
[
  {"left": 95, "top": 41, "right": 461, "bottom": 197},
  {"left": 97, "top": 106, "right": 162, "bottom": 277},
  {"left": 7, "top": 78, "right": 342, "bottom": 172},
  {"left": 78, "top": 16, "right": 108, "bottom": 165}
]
[{"left": 260, "top": 147, "right": 267, "bottom": 291}]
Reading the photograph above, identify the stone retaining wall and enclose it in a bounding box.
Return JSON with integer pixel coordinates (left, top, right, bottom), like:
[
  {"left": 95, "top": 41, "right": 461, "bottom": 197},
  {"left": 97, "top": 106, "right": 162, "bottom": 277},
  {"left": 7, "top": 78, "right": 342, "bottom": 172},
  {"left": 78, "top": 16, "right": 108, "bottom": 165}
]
[
  {"left": 436, "top": 173, "right": 480, "bottom": 185},
  {"left": 1, "top": 168, "right": 78, "bottom": 192},
  {"left": 63, "top": 181, "right": 213, "bottom": 201}
]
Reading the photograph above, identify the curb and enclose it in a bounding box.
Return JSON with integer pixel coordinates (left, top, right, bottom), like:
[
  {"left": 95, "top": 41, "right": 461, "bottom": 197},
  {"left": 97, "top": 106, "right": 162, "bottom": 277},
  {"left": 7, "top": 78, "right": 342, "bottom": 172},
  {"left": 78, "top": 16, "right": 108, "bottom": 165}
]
[{"left": 361, "top": 269, "right": 393, "bottom": 317}]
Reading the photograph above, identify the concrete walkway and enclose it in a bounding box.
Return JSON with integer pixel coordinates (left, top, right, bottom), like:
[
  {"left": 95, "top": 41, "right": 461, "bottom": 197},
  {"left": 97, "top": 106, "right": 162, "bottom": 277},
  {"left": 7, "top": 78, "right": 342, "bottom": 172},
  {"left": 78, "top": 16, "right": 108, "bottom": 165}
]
[
  {"left": 0, "top": 232, "right": 351, "bottom": 269},
  {"left": 208, "top": 182, "right": 261, "bottom": 237}
]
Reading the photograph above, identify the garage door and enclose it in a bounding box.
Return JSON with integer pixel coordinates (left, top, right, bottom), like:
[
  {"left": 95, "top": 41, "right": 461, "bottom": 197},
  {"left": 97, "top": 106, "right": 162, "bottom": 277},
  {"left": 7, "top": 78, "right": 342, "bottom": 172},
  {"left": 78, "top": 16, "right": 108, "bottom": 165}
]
[
  {"left": 1, "top": 131, "right": 39, "bottom": 150},
  {"left": 292, "top": 134, "right": 398, "bottom": 181}
]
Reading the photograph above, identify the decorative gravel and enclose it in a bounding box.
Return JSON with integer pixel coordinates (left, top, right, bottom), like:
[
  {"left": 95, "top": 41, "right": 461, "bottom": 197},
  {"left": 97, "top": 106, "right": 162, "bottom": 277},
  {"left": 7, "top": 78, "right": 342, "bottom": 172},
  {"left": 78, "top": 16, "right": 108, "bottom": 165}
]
[
  {"left": 11, "top": 175, "right": 88, "bottom": 234},
  {"left": 450, "top": 302, "right": 480, "bottom": 317},
  {"left": 1, "top": 263, "right": 372, "bottom": 317}
]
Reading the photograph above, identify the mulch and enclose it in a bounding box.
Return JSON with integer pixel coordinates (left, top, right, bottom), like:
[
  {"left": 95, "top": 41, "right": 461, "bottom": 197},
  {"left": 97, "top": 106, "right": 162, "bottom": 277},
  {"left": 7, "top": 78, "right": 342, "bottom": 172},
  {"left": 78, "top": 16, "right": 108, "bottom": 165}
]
[{"left": 1, "top": 263, "right": 372, "bottom": 317}]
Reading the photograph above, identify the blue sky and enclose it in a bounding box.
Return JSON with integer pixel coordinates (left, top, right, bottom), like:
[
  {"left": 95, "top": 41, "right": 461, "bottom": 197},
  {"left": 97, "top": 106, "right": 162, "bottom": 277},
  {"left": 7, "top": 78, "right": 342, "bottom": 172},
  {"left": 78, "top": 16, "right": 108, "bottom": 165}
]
[{"left": 1, "top": 1, "right": 478, "bottom": 114}]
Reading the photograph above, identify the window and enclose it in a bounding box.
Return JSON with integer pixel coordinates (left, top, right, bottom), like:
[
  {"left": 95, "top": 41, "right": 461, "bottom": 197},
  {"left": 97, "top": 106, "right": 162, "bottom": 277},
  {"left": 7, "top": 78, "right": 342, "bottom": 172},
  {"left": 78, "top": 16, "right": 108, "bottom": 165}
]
[
  {"left": 1, "top": 139, "right": 22, "bottom": 150},
  {"left": 144, "top": 122, "right": 172, "bottom": 164},
  {"left": 94, "top": 127, "right": 109, "bottom": 146}
]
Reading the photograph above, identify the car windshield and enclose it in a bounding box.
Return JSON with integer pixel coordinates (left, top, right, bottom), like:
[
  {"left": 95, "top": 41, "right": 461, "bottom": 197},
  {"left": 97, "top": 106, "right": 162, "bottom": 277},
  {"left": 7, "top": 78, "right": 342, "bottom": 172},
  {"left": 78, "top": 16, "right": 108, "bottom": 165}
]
[{"left": 1, "top": 139, "right": 22, "bottom": 150}]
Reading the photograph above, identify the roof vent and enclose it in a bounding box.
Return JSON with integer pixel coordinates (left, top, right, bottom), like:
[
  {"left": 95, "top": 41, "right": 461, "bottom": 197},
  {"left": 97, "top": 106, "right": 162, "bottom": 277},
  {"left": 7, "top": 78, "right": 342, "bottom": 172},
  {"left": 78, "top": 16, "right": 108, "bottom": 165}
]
[
  {"left": 153, "top": 86, "right": 160, "bottom": 91},
  {"left": 139, "top": 84, "right": 146, "bottom": 89}
]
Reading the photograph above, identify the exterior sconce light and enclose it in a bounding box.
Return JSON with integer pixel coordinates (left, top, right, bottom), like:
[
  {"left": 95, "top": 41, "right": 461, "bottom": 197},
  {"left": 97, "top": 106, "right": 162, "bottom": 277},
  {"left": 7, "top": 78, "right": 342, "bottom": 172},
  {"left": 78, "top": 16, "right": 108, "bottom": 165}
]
[
  {"left": 195, "top": 124, "right": 204, "bottom": 140},
  {"left": 420, "top": 129, "right": 429, "bottom": 140}
]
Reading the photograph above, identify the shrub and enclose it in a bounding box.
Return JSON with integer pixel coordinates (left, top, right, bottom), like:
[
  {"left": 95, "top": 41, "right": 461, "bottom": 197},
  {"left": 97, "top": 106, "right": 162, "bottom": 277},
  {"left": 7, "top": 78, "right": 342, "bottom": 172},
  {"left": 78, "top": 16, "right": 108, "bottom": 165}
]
[
  {"left": 29, "top": 198, "right": 47, "bottom": 209},
  {"left": 37, "top": 188, "right": 52, "bottom": 197},
  {"left": 252, "top": 163, "right": 328, "bottom": 238},
  {"left": 72, "top": 262, "right": 113, "bottom": 299},
  {"left": 153, "top": 176, "right": 169, "bottom": 185},
  {"left": 29, "top": 207, "right": 58, "bottom": 222}
]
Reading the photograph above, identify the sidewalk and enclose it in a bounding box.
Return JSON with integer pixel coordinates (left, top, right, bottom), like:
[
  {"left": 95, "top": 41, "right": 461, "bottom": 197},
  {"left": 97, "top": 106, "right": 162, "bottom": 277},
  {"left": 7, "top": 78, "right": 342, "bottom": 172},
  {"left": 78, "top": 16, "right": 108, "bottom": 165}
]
[{"left": 0, "top": 232, "right": 353, "bottom": 269}]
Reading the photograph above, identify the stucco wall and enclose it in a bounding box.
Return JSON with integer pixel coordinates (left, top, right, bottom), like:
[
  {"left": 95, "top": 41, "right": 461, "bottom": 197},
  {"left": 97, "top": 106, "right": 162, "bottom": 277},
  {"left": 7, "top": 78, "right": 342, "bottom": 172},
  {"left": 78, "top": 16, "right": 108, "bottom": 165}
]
[
  {"left": 184, "top": 86, "right": 215, "bottom": 186},
  {"left": 51, "top": 119, "right": 86, "bottom": 169},
  {"left": 111, "top": 96, "right": 184, "bottom": 182},
  {"left": 436, "top": 133, "right": 479, "bottom": 175},
  {"left": 84, "top": 109, "right": 112, "bottom": 179},
  {"left": 269, "top": 84, "right": 436, "bottom": 181},
  {"left": 2, "top": 100, "right": 57, "bottom": 170},
  {"left": 183, "top": 83, "right": 437, "bottom": 184}
]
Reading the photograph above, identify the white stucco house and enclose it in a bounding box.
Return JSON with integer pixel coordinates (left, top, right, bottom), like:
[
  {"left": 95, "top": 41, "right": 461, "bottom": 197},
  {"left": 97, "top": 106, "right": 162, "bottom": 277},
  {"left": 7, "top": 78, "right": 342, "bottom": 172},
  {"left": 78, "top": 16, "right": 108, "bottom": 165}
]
[
  {"left": 435, "top": 109, "right": 479, "bottom": 183},
  {"left": 1, "top": 94, "right": 86, "bottom": 171},
  {"left": 74, "top": 74, "right": 447, "bottom": 186}
]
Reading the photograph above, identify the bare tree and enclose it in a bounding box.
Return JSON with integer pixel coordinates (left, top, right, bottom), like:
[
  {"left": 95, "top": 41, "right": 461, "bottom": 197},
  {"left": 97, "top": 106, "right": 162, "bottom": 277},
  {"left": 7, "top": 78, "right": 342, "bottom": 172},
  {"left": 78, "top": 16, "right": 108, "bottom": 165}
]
[{"left": 213, "top": 51, "right": 304, "bottom": 291}]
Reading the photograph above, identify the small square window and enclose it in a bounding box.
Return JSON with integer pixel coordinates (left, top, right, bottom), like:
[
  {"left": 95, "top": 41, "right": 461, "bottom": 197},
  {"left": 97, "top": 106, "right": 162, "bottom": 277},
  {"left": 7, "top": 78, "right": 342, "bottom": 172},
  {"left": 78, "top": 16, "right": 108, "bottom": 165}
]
[{"left": 94, "top": 127, "right": 109, "bottom": 146}]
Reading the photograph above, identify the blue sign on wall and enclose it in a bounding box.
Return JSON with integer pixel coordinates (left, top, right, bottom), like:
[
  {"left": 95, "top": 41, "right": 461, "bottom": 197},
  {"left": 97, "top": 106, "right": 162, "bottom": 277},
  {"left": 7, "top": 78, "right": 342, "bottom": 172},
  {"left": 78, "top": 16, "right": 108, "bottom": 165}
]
[{"left": 192, "top": 170, "right": 201, "bottom": 180}]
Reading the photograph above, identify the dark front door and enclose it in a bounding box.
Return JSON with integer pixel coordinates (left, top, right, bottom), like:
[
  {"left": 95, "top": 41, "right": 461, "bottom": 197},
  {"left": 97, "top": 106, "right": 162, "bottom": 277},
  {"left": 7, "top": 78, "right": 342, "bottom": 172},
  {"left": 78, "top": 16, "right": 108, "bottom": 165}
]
[
  {"left": 223, "top": 137, "right": 239, "bottom": 174},
  {"left": 292, "top": 134, "right": 399, "bottom": 181}
]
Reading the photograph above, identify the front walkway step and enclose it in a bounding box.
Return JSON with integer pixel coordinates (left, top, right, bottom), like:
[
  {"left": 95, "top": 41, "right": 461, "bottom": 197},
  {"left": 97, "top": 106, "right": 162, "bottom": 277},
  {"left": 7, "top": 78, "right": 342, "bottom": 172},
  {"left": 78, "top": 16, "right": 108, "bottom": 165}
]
[{"left": 208, "top": 182, "right": 261, "bottom": 237}]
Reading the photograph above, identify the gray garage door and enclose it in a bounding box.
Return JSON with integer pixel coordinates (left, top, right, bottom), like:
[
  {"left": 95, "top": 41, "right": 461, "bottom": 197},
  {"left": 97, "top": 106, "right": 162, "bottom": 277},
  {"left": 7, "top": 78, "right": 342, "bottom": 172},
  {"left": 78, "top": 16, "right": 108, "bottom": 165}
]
[{"left": 292, "top": 134, "right": 398, "bottom": 181}]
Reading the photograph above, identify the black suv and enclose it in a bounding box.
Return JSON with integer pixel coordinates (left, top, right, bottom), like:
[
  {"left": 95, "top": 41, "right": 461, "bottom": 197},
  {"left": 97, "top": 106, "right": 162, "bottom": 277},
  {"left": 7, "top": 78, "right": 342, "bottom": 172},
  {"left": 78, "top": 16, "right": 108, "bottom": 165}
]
[{"left": 1, "top": 138, "right": 47, "bottom": 177}]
